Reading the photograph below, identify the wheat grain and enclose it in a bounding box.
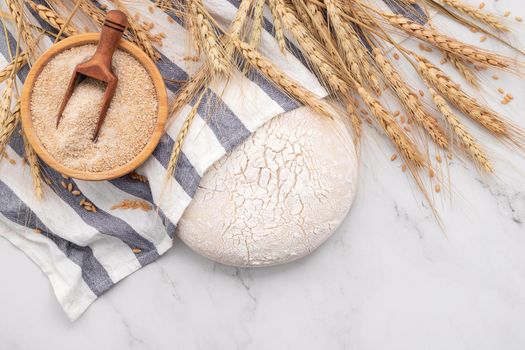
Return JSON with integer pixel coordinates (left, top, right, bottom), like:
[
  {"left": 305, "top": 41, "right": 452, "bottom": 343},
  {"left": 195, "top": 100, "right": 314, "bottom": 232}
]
[
  {"left": 27, "top": 0, "right": 78, "bottom": 36},
  {"left": 374, "top": 49, "right": 449, "bottom": 149},
  {"left": 384, "top": 13, "right": 509, "bottom": 69},
  {"left": 429, "top": 88, "right": 492, "bottom": 172},
  {"left": 443, "top": 0, "right": 508, "bottom": 31},
  {"left": 130, "top": 172, "right": 148, "bottom": 183}
]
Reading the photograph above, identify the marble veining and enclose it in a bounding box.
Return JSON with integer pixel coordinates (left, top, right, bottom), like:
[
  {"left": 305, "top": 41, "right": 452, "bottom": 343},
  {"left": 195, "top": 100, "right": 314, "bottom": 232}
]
[{"left": 1, "top": 0, "right": 525, "bottom": 349}]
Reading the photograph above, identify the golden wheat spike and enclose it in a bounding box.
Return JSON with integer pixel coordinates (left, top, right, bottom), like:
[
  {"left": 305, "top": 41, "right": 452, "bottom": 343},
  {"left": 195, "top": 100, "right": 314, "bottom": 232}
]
[{"left": 384, "top": 12, "right": 509, "bottom": 69}]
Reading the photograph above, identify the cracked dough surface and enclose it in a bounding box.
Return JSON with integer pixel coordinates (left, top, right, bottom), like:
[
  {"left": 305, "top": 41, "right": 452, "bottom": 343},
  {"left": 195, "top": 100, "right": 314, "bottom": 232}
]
[{"left": 177, "top": 106, "right": 358, "bottom": 267}]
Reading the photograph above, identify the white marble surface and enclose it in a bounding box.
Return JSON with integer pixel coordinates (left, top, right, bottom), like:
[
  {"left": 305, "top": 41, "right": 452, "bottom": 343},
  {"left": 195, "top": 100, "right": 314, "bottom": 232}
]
[{"left": 2, "top": 1, "right": 525, "bottom": 349}]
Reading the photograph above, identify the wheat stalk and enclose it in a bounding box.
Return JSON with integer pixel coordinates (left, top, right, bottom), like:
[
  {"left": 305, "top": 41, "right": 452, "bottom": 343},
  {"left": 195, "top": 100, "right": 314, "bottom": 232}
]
[
  {"left": 429, "top": 88, "right": 492, "bottom": 172},
  {"left": 22, "top": 131, "right": 43, "bottom": 199},
  {"left": 374, "top": 49, "right": 449, "bottom": 149},
  {"left": 234, "top": 39, "right": 332, "bottom": 118},
  {"left": 383, "top": 13, "right": 509, "bottom": 69},
  {"left": 26, "top": 0, "right": 78, "bottom": 36},
  {"left": 190, "top": 0, "right": 228, "bottom": 74},
  {"left": 0, "top": 51, "right": 27, "bottom": 84},
  {"left": 415, "top": 54, "right": 508, "bottom": 137},
  {"left": 443, "top": 0, "right": 508, "bottom": 32}
]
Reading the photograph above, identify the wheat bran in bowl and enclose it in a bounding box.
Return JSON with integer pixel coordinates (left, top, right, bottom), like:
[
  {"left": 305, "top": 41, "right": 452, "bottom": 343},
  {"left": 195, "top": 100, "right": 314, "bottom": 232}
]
[{"left": 30, "top": 44, "right": 158, "bottom": 173}]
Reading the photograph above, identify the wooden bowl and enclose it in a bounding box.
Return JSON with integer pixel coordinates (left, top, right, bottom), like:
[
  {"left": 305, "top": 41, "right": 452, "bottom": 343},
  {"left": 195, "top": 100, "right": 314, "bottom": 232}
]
[{"left": 21, "top": 33, "right": 168, "bottom": 181}]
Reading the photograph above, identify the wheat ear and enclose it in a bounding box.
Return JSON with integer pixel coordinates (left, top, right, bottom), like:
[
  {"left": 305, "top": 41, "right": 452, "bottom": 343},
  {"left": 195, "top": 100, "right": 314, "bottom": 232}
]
[
  {"left": 166, "top": 93, "right": 204, "bottom": 177},
  {"left": 325, "top": 1, "right": 381, "bottom": 94},
  {"left": 78, "top": 0, "right": 105, "bottom": 26},
  {"left": 234, "top": 39, "right": 332, "bottom": 118},
  {"left": 374, "top": 49, "right": 448, "bottom": 149},
  {"left": 22, "top": 131, "right": 43, "bottom": 199},
  {"left": 249, "top": 0, "right": 266, "bottom": 47},
  {"left": 346, "top": 98, "right": 361, "bottom": 144},
  {"left": 268, "top": 0, "right": 287, "bottom": 52},
  {"left": 304, "top": 2, "right": 330, "bottom": 43},
  {"left": 113, "top": 0, "right": 160, "bottom": 61},
  {"left": 190, "top": 0, "right": 228, "bottom": 74},
  {"left": 443, "top": 51, "right": 479, "bottom": 88},
  {"left": 27, "top": 0, "right": 78, "bottom": 36},
  {"left": 183, "top": 0, "right": 201, "bottom": 55},
  {"left": 0, "top": 76, "right": 15, "bottom": 119},
  {"left": 169, "top": 67, "right": 208, "bottom": 118},
  {"left": 0, "top": 51, "right": 28, "bottom": 84},
  {"left": 443, "top": 0, "right": 508, "bottom": 32},
  {"left": 357, "top": 86, "right": 425, "bottom": 167},
  {"left": 415, "top": 55, "right": 508, "bottom": 137},
  {"left": 324, "top": 0, "right": 363, "bottom": 83},
  {"left": 271, "top": 0, "right": 348, "bottom": 94},
  {"left": 383, "top": 13, "right": 509, "bottom": 69},
  {"left": 0, "top": 98, "right": 20, "bottom": 158},
  {"left": 428, "top": 88, "right": 492, "bottom": 172}
]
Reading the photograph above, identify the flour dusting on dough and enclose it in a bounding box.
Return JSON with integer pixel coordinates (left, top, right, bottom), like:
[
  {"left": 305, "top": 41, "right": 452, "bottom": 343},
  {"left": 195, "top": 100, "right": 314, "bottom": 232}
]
[{"left": 178, "top": 106, "right": 359, "bottom": 267}]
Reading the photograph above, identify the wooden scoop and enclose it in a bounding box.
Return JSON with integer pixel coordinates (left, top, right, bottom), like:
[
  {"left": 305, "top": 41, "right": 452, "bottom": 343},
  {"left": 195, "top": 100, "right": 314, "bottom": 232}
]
[{"left": 56, "top": 10, "right": 128, "bottom": 142}]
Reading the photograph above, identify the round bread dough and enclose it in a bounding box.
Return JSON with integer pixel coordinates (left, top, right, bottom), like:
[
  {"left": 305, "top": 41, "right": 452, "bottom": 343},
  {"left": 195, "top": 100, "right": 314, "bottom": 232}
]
[{"left": 177, "top": 106, "right": 359, "bottom": 267}]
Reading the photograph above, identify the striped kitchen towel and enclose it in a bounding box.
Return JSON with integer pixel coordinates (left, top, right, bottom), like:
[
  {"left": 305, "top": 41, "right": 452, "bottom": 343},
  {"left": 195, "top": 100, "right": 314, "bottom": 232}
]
[
  {"left": 0, "top": 0, "right": 423, "bottom": 320},
  {"left": 0, "top": 0, "right": 324, "bottom": 320}
]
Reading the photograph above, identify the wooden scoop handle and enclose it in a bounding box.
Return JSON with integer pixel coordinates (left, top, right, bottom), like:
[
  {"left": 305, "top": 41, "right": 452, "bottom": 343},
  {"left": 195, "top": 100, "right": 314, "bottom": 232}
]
[{"left": 92, "top": 10, "right": 128, "bottom": 68}]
